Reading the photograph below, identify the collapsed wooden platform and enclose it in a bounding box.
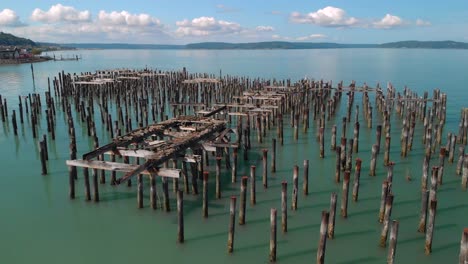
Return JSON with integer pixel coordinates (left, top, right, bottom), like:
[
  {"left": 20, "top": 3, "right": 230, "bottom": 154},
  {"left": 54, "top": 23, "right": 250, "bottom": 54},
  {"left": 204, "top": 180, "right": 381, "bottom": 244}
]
[{"left": 66, "top": 110, "right": 234, "bottom": 185}]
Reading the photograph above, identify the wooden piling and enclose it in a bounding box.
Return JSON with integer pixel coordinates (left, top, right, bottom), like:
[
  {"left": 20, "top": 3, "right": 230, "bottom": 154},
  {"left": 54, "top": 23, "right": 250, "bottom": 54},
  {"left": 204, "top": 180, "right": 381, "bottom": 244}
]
[
  {"left": 292, "top": 165, "right": 298, "bottom": 210},
  {"left": 150, "top": 173, "right": 157, "bottom": 210},
  {"left": 380, "top": 193, "right": 394, "bottom": 247},
  {"left": 379, "top": 180, "right": 389, "bottom": 223},
  {"left": 418, "top": 189, "right": 429, "bottom": 233},
  {"left": 352, "top": 158, "right": 362, "bottom": 202},
  {"left": 331, "top": 125, "right": 337, "bottom": 150},
  {"left": 425, "top": 199, "right": 437, "bottom": 254},
  {"left": 376, "top": 125, "right": 382, "bottom": 154},
  {"left": 370, "top": 144, "right": 378, "bottom": 176},
  {"left": 462, "top": 155, "right": 468, "bottom": 190},
  {"left": 303, "top": 159, "right": 309, "bottom": 195},
  {"left": 328, "top": 192, "right": 337, "bottom": 239},
  {"left": 341, "top": 171, "right": 350, "bottom": 218},
  {"left": 137, "top": 174, "right": 143, "bottom": 208},
  {"left": 456, "top": 146, "right": 465, "bottom": 175},
  {"left": 270, "top": 208, "right": 277, "bottom": 262},
  {"left": 177, "top": 190, "right": 184, "bottom": 243},
  {"left": 335, "top": 146, "right": 341, "bottom": 182},
  {"left": 271, "top": 139, "right": 276, "bottom": 173},
  {"left": 387, "top": 220, "right": 399, "bottom": 264},
  {"left": 162, "top": 177, "right": 170, "bottom": 212},
  {"left": 227, "top": 196, "right": 236, "bottom": 254},
  {"left": 459, "top": 228, "right": 468, "bottom": 264},
  {"left": 262, "top": 149, "right": 268, "bottom": 188},
  {"left": 92, "top": 166, "right": 99, "bottom": 202},
  {"left": 317, "top": 211, "right": 329, "bottom": 264},
  {"left": 250, "top": 165, "right": 256, "bottom": 205},
  {"left": 384, "top": 136, "right": 391, "bottom": 166},
  {"left": 281, "top": 181, "right": 287, "bottom": 233},
  {"left": 216, "top": 157, "right": 222, "bottom": 199},
  {"left": 202, "top": 171, "right": 209, "bottom": 217},
  {"left": 239, "top": 176, "right": 247, "bottom": 225},
  {"left": 319, "top": 127, "right": 325, "bottom": 158}
]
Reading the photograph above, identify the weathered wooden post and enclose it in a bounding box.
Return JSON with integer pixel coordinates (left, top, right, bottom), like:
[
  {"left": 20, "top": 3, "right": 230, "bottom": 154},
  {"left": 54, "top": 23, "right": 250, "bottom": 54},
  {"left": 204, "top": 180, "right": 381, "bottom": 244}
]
[
  {"left": 203, "top": 171, "right": 208, "bottom": 217},
  {"left": 83, "top": 168, "right": 91, "bottom": 201},
  {"left": 463, "top": 155, "right": 468, "bottom": 190},
  {"left": 438, "top": 147, "right": 446, "bottom": 185},
  {"left": 353, "top": 122, "right": 359, "bottom": 153},
  {"left": 317, "top": 211, "right": 329, "bottom": 264},
  {"left": 271, "top": 139, "right": 276, "bottom": 173},
  {"left": 137, "top": 174, "right": 143, "bottom": 208},
  {"left": 370, "top": 144, "right": 378, "bottom": 176},
  {"left": 281, "top": 181, "right": 287, "bottom": 233},
  {"left": 376, "top": 125, "right": 382, "bottom": 154},
  {"left": 292, "top": 165, "right": 298, "bottom": 210},
  {"left": 459, "top": 228, "right": 468, "bottom": 264},
  {"left": 341, "top": 171, "right": 350, "bottom": 218},
  {"left": 216, "top": 157, "right": 222, "bottom": 199},
  {"left": 92, "top": 166, "right": 99, "bottom": 202},
  {"left": 425, "top": 199, "right": 438, "bottom": 254},
  {"left": 303, "top": 159, "right": 309, "bottom": 195},
  {"left": 387, "top": 162, "right": 395, "bottom": 185},
  {"left": 352, "top": 158, "right": 362, "bottom": 202},
  {"left": 150, "top": 173, "right": 157, "bottom": 210},
  {"left": 456, "top": 146, "right": 465, "bottom": 175},
  {"left": 227, "top": 196, "right": 237, "bottom": 254},
  {"left": 418, "top": 188, "right": 429, "bottom": 233},
  {"left": 232, "top": 147, "right": 238, "bottom": 183},
  {"left": 422, "top": 156, "right": 429, "bottom": 191},
  {"left": 384, "top": 136, "right": 391, "bottom": 166},
  {"left": 162, "top": 177, "right": 170, "bottom": 212},
  {"left": 346, "top": 139, "right": 354, "bottom": 171},
  {"left": 331, "top": 125, "right": 337, "bottom": 150},
  {"left": 328, "top": 192, "right": 337, "bottom": 239},
  {"left": 250, "top": 165, "right": 256, "bottom": 205},
  {"left": 263, "top": 149, "right": 268, "bottom": 188},
  {"left": 430, "top": 166, "right": 439, "bottom": 202},
  {"left": 380, "top": 193, "right": 394, "bottom": 247},
  {"left": 270, "top": 208, "right": 277, "bottom": 262},
  {"left": 239, "top": 176, "right": 247, "bottom": 225},
  {"left": 177, "top": 190, "right": 184, "bottom": 243},
  {"left": 387, "top": 220, "right": 400, "bottom": 264},
  {"left": 335, "top": 146, "right": 341, "bottom": 182},
  {"left": 319, "top": 127, "right": 325, "bottom": 158},
  {"left": 379, "top": 180, "right": 389, "bottom": 223}
]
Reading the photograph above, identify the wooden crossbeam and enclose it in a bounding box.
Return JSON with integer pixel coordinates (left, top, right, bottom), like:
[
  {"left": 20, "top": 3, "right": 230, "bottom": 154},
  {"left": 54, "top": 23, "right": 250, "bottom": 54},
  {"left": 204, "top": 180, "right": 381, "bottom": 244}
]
[
  {"left": 116, "top": 120, "right": 226, "bottom": 185},
  {"left": 66, "top": 160, "right": 180, "bottom": 178}
]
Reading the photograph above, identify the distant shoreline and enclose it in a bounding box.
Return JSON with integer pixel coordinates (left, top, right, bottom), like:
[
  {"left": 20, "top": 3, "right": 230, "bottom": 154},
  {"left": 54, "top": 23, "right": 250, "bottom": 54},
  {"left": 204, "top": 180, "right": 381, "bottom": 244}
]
[{"left": 0, "top": 57, "right": 52, "bottom": 65}]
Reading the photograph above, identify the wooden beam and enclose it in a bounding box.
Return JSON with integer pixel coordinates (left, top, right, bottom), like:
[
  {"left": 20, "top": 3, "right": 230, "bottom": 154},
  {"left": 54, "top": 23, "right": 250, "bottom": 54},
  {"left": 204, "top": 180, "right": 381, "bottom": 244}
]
[
  {"left": 116, "top": 120, "right": 226, "bottom": 185},
  {"left": 66, "top": 160, "right": 180, "bottom": 178}
]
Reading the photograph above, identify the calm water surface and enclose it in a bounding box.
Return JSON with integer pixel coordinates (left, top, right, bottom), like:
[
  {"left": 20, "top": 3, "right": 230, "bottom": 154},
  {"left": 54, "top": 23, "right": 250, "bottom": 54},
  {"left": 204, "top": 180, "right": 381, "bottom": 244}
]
[{"left": 1, "top": 49, "right": 467, "bottom": 264}]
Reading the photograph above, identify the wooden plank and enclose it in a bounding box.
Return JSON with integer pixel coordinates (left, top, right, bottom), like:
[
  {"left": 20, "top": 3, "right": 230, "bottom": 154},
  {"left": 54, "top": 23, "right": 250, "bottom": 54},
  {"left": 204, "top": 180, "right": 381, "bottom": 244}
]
[
  {"left": 117, "top": 120, "right": 226, "bottom": 184},
  {"left": 66, "top": 160, "right": 180, "bottom": 178}
]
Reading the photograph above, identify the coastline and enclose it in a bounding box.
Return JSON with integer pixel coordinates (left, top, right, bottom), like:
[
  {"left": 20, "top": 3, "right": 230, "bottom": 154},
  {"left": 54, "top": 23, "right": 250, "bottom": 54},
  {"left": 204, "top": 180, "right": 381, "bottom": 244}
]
[{"left": 0, "top": 57, "right": 52, "bottom": 65}]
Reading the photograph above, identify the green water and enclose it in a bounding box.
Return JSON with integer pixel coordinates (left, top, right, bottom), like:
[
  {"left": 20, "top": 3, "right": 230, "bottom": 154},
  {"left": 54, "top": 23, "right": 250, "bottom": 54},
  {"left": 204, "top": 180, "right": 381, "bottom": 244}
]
[{"left": 1, "top": 49, "right": 467, "bottom": 263}]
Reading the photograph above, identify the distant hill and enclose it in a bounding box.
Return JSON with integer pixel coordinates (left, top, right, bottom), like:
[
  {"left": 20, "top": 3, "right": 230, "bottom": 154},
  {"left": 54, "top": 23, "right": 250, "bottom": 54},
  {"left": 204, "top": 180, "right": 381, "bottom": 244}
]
[
  {"left": 61, "top": 40, "right": 468, "bottom": 50},
  {"left": 65, "top": 43, "right": 183, "bottom": 50},
  {"left": 0, "top": 32, "right": 37, "bottom": 47},
  {"left": 185, "top": 41, "right": 377, "bottom": 49},
  {"left": 379, "top": 40, "right": 468, "bottom": 49}
]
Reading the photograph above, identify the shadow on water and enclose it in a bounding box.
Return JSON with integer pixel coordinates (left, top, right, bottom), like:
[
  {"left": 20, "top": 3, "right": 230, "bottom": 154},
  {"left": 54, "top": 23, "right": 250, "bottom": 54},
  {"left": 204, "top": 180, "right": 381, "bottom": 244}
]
[
  {"left": 288, "top": 223, "right": 321, "bottom": 233},
  {"left": 438, "top": 204, "right": 468, "bottom": 213},
  {"left": 356, "top": 195, "right": 380, "bottom": 202},
  {"left": 394, "top": 198, "right": 420, "bottom": 206},
  {"left": 100, "top": 191, "right": 135, "bottom": 202},
  {"left": 237, "top": 240, "right": 287, "bottom": 252},
  {"left": 432, "top": 242, "right": 460, "bottom": 253},
  {"left": 278, "top": 247, "right": 316, "bottom": 261},
  {"left": 336, "top": 256, "right": 380, "bottom": 264},
  {"left": 187, "top": 231, "right": 225, "bottom": 242},
  {"left": 352, "top": 208, "right": 378, "bottom": 217},
  {"left": 337, "top": 229, "right": 374, "bottom": 239}
]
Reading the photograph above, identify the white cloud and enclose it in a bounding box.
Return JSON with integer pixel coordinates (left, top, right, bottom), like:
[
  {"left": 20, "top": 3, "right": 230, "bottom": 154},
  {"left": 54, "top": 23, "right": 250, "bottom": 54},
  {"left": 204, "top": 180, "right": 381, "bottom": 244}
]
[
  {"left": 296, "top": 34, "right": 326, "bottom": 41},
  {"left": 416, "top": 19, "right": 431, "bottom": 27},
  {"left": 175, "top": 16, "right": 241, "bottom": 37},
  {"left": 31, "top": 4, "right": 91, "bottom": 23},
  {"left": 271, "top": 34, "right": 291, "bottom": 41},
  {"left": 373, "top": 14, "right": 403, "bottom": 29},
  {"left": 290, "top": 6, "right": 359, "bottom": 27},
  {"left": 256, "top": 25, "right": 274, "bottom": 32},
  {"left": 98, "top": 11, "right": 161, "bottom": 27},
  {"left": 0, "top": 9, "right": 25, "bottom": 27}
]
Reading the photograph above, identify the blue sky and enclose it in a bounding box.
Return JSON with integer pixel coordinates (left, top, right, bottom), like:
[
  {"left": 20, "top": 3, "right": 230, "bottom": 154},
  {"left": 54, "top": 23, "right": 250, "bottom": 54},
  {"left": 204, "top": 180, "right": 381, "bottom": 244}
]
[{"left": 1, "top": 0, "right": 467, "bottom": 44}]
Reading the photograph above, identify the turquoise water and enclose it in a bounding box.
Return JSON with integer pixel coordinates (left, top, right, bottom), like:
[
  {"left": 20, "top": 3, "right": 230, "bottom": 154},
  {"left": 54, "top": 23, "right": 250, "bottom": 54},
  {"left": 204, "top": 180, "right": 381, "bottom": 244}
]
[{"left": 1, "top": 49, "right": 467, "bottom": 263}]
